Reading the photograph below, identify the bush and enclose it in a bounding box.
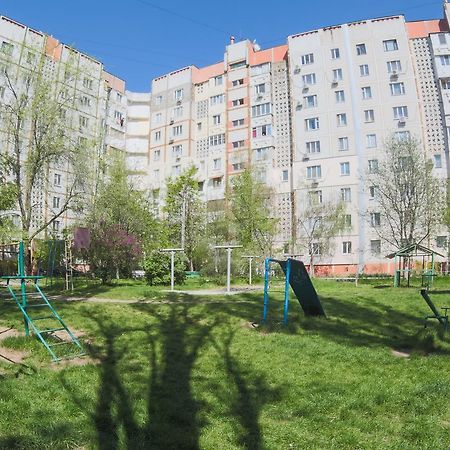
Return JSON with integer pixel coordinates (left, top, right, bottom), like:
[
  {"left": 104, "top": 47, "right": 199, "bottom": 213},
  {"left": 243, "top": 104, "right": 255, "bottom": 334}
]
[{"left": 144, "top": 251, "right": 187, "bottom": 286}]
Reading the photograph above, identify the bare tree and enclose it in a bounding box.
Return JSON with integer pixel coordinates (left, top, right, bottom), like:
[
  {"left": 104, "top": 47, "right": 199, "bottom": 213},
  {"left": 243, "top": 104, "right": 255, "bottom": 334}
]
[{"left": 367, "top": 135, "right": 445, "bottom": 249}]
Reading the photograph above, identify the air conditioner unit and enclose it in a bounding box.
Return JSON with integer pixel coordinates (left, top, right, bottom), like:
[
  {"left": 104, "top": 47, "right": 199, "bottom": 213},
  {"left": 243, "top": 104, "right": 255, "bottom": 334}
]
[
  {"left": 311, "top": 181, "right": 319, "bottom": 188},
  {"left": 302, "top": 155, "right": 310, "bottom": 162},
  {"left": 169, "top": 139, "right": 174, "bottom": 144},
  {"left": 256, "top": 94, "right": 263, "bottom": 100},
  {"left": 397, "top": 118, "right": 406, "bottom": 126},
  {"left": 302, "top": 84, "right": 309, "bottom": 92},
  {"left": 296, "top": 101, "right": 303, "bottom": 110},
  {"left": 294, "top": 65, "right": 301, "bottom": 74},
  {"left": 170, "top": 119, "right": 174, "bottom": 124},
  {"left": 176, "top": 100, "right": 182, "bottom": 105},
  {"left": 331, "top": 79, "right": 339, "bottom": 86}
]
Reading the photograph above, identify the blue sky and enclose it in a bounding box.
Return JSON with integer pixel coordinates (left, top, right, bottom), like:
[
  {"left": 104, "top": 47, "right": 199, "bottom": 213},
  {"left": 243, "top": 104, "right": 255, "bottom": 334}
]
[{"left": 1, "top": 0, "right": 445, "bottom": 92}]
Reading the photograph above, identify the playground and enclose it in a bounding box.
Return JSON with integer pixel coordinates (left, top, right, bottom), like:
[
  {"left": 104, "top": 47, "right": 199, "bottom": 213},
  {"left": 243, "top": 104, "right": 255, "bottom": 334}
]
[{"left": 1, "top": 267, "right": 450, "bottom": 448}]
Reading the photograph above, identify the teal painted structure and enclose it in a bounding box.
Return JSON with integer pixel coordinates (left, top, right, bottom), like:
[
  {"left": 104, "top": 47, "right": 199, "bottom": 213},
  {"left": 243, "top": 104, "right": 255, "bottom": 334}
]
[{"left": 420, "top": 289, "right": 449, "bottom": 332}]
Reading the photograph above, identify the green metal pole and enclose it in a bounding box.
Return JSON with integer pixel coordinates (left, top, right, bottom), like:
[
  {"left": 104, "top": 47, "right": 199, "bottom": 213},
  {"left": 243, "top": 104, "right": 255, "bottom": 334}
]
[{"left": 19, "top": 242, "right": 29, "bottom": 336}]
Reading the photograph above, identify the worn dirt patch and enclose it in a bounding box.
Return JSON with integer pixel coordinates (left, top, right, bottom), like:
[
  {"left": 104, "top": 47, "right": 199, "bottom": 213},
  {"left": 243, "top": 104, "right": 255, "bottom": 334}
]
[
  {"left": 0, "top": 327, "right": 28, "bottom": 364},
  {"left": 0, "top": 327, "right": 23, "bottom": 341},
  {"left": 50, "top": 355, "right": 98, "bottom": 370}
]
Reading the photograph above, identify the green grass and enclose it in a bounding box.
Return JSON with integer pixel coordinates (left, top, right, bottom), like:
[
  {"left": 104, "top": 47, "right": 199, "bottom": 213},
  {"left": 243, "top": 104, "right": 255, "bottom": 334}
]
[{"left": 0, "top": 280, "right": 450, "bottom": 449}]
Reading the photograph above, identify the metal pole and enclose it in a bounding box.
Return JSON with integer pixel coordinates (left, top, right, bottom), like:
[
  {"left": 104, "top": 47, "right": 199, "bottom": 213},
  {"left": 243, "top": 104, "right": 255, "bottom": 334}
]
[
  {"left": 283, "top": 259, "right": 291, "bottom": 325},
  {"left": 170, "top": 250, "right": 175, "bottom": 291},
  {"left": 227, "top": 247, "right": 232, "bottom": 294},
  {"left": 249, "top": 257, "right": 252, "bottom": 285},
  {"left": 263, "top": 258, "right": 270, "bottom": 323},
  {"left": 19, "top": 242, "right": 29, "bottom": 336}
]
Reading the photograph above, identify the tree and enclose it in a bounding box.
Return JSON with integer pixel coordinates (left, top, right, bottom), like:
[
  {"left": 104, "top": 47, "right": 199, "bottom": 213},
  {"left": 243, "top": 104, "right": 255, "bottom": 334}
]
[
  {"left": 228, "top": 169, "right": 277, "bottom": 255},
  {"left": 0, "top": 181, "right": 19, "bottom": 242},
  {"left": 0, "top": 54, "right": 92, "bottom": 259},
  {"left": 297, "top": 198, "right": 346, "bottom": 277},
  {"left": 367, "top": 135, "right": 445, "bottom": 249},
  {"left": 164, "top": 166, "right": 205, "bottom": 271}
]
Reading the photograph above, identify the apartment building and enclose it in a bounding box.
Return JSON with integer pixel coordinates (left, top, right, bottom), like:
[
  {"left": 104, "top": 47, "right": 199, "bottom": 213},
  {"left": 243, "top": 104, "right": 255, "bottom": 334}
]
[{"left": 0, "top": 15, "right": 126, "bottom": 236}]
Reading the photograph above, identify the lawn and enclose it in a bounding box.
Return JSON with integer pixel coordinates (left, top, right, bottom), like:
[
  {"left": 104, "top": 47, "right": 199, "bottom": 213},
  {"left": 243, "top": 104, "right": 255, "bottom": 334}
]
[{"left": 0, "top": 278, "right": 449, "bottom": 449}]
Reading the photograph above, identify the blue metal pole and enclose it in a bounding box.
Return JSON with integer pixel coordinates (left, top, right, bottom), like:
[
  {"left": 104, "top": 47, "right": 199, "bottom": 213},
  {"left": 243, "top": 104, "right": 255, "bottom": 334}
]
[
  {"left": 283, "top": 259, "right": 291, "bottom": 325},
  {"left": 262, "top": 258, "right": 270, "bottom": 323}
]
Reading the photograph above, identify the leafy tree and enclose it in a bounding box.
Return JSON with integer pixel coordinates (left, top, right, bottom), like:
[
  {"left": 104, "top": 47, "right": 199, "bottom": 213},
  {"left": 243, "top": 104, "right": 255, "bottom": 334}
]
[
  {"left": 228, "top": 169, "right": 277, "bottom": 255},
  {"left": 0, "top": 181, "right": 19, "bottom": 242},
  {"left": 144, "top": 251, "right": 187, "bottom": 286},
  {"left": 367, "top": 135, "right": 445, "bottom": 249},
  {"left": 164, "top": 166, "right": 205, "bottom": 270}
]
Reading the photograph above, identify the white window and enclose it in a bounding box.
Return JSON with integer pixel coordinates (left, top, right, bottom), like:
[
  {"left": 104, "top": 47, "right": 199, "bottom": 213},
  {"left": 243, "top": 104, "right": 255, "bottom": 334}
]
[
  {"left": 155, "top": 112, "right": 162, "bottom": 124},
  {"left": 438, "top": 33, "right": 447, "bottom": 45},
  {"left": 356, "top": 43, "right": 367, "bottom": 55},
  {"left": 337, "top": 113, "right": 347, "bottom": 127},
  {"left": 0, "top": 86, "right": 4, "bottom": 99},
  {"left": 232, "top": 118, "right": 245, "bottom": 127},
  {"left": 232, "top": 140, "right": 245, "bottom": 148},
  {"left": 52, "top": 220, "right": 60, "bottom": 232},
  {"left": 255, "top": 83, "right": 266, "bottom": 95},
  {"left": 116, "top": 93, "right": 122, "bottom": 102},
  {"left": 213, "top": 114, "right": 221, "bottom": 125},
  {"left": 360, "top": 64, "right": 369, "bottom": 76},
  {"left": 153, "top": 169, "right": 160, "bottom": 181},
  {"left": 80, "top": 96, "right": 91, "bottom": 107},
  {"left": 304, "top": 95, "right": 318, "bottom": 108},
  {"left": 232, "top": 162, "right": 245, "bottom": 171},
  {"left": 173, "top": 125, "right": 183, "bottom": 136},
  {"left": 366, "top": 134, "right": 377, "bottom": 148},
  {"left": 335, "top": 90, "right": 345, "bottom": 103},
  {"left": 212, "top": 177, "right": 223, "bottom": 189},
  {"left": 390, "top": 82, "right": 405, "bottom": 95},
  {"left": 306, "top": 141, "right": 321, "bottom": 154},
  {"left": 387, "top": 60, "right": 402, "bottom": 73},
  {"left": 394, "top": 131, "right": 411, "bottom": 141},
  {"left": 364, "top": 109, "right": 375, "bottom": 123},
  {"left": 436, "top": 236, "right": 447, "bottom": 248},
  {"left": 82, "top": 77, "right": 93, "bottom": 89},
  {"left": 251, "top": 103, "right": 271, "bottom": 117},
  {"left": 254, "top": 147, "right": 269, "bottom": 161},
  {"left": 370, "top": 212, "right": 381, "bottom": 227},
  {"left": 155, "top": 95, "right": 163, "bottom": 105},
  {"left": 251, "top": 62, "right": 270, "bottom": 75},
  {"left": 307, "top": 165, "right": 322, "bottom": 179},
  {"left": 52, "top": 196, "right": 60, "bottom": 209},
  {"left": 344, "top": 215, "right": 352, "bottom": 228},
  {"left": 332, "top": 68, "right": 343, "bottom": 81},
  {"left": 302, "top": 73, "right": 316, "bottom": 86},
  {"left": 54, "top": 173, "right": 61, "bottom": 187},
  {"left": 232, "top": 98, "right": 244, "bottom": 107},
  {"left": 338, "top": 137, "right": 349, "bottom": 151},
  {"left": 342, "top": 241, "right": 352, "bottom": 254},
  {"left": 282, "top": 170, "right": 289, "bottom": 181},
  {"left": 369, "top": 186, "right": 377, "bottom": 199},
  {"left": 173, "top": 106, "right": 183, "bottom": 118},
  {"left": 153, "top": 149, "right": 161, "bottom": 161},
  {"left": 368, "top": 159, "right": 379, "bottom": 173},
  {"left": 442, "top": 79, "right": 450, "bottom": 90},
  {"left": 154, "top": 130, "right": 161, "bottom": 141},
  {"left": 301, "top": 53, "right": 314, "bottom": 65},
  {"left": 393, "top": 106, "right": 408, "bottom": 119},
  {"left": 305, "top": 117, "right": 319, "bottom": 131},
  {"left": 79, "top": 115, "right": 89, "bottom": 128},
  {"left": 362, "top": 86, "right": 372, "bottom": 99},
  {"left": 172, "top": 145, "right": 182, "bottom": 157},
  {"left": 308, "top": 190, "right": 323, "bottom": 205},
  {"left": 383, "top": 39, "right": 398, "bottom": 52},
  {"left": 252, "top": 125, "right": 272, "bottom": 138},
  {"left": 214, "top": 75, "right": 223, "bottom": 86},
  {"left": 174, "top": 89, "right": 183, "bottom": 101},
  {"left": 371, "top": 240, "right": 381, "bottom": 255},
  {"left": 1, "top": 41, "right": 13, "bottom": 56},
  {"left": 434, "top": 154, "right": 442, "bottom": 168},
  {"left": 340, "top": 162, "right": 350, "bottom": 176},
  {"left": 213, "top": 158, "right": 221, "bottom": 170},
  {"left": 312, "top": 243, "right": 321, "bottom": 255},
  {"left": 172, "top": 165, "right": 181, "bottom": 176},
  {"left": 331, "top": 48, "right": 340, "bottom": 59},
  {"left": 341, "top": 187, "right": 351, "bottom": 202},
  {"left": 209, "top": 134, "right": 226, "bottom": 146},
  {"left": 210, "top": 94, "right": 225, "bottom": 105},
  {"left": 232, "top": 78, "right": 244, "bottom": 87}
]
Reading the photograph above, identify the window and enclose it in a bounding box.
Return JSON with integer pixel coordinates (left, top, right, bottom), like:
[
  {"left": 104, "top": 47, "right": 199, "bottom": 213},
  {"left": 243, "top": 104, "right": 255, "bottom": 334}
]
[
  {"left": 383, "top": 39, "right": 398, "bottom": 52},
  {"left": 342, "top": 241, "right": 352, "bottom": 254},
  {"left": 341, "top": 187, "right": 351, "bottom": 202},
  {"left": 306, "top": 141, "right": 321, "bottom": 154},
  {"left": 172, "top": 145, "right": 182, "bottom": 157},
  {"left": 114, "top": 110, "right": 123, "bottom": 121},
  {"left": 390, "top": 82, "right": 405, "bottom": 95},
  {"left": 255, "top": 83, "right": 266, "bottom": 95},
  {"left": 337, "top": 113, "right": 347, "bottom": 127},
  {"left": 153, "top": 149, "right": 161, "bottom": 161},
  {"left": 301, "top": 53, "right": 314, "bottom": 65},
  {"left": 338, "top": 137, "right": 349, "bottom": 151},
  {"left": 173, "top": 106, "right": 183, "bottom": 118},
  {"left": 197, "top": 122, "right": 202, "bottom": 131},
  {"left": 438, "top": 33, "right": 447, "bottom": 45},
  {"left": 302, "top": 73, "right": 316, "bottom": 85},
  {"left": 173, "top": 125, "right": 183, "bottom": 136},
  {"left": 154, "top": 131, "right": 161, "bottom": 141},
  {"left": 212, "top": 177, "right": 223, "bottom": 188},
  {"left": 78, "top": 136, "right": 87, "bottom": 147},
  {"left": 366, "top": 134, "right": 377, "bottom": 148},
  {"left": 232, "top": 98, "right": 245, "bottom": 107},
  {"left": 172, "top": 165, "right": 181, "bottom": 176},
  {"left": 80, "top": 96, "right": 91, "bottom": 107},
  {"left": 282, "top": 170, "right": 289, "bottom": 181},
  {"left": 251, "top": 62, "right": 270, "bottom": 75},
  {"left": 340, "top": 162, "right": 350, "bottom": 176},
  {"left": 232, "top": 118, "right": 245, "bottom": 127},
  {"left": 153, "top": 169, "right": 160, "bottom": 181},
  {"left": 369, "top": 186, "right": 377, "bottom": 199},
  {"left": 344, "top": 214, "right": 352, "bottom": 229},
  {"left": 116, "top": 92, "right": 122, "bottom": 102},
  {"left": 83, "top": 77, "right": 93, "bottom": 89},
  {"left": 436, "top": 236, "right": 447, "bottom": 248},
  {"left": 308, "top": 190, "right": 323, "bottom": 205},
  {"left": 79, "top": 115, "right": 89, "bottom": 128},
  {"left": 364, "top": 109, "right": 375, "bottom": 123},
  {"left": 332, "top": 68, "right": 343, "bottom": 81},
  {"left": 371, "top": 240, "right": 381, "bottom": 255},
  {"left": 442, "top": 79, "right": 450, "bottom": 90},
  {"left": 252, "top": 125, "right": 272, "bottom": 138},
  {"left": 230, "top": 61, "right": 246, "bottom": 70},
  {"left": 360, "top": 64, "right": 369, "bottom": 76},
  {"left": 232, "top": 140, "right": 245, "bottom": 148},
  {"left": 254, "top": 147, "right": 269, "bottom": 161},
  {"left": 155, "top": 112, "right": 162, "bottom": 124},
  {"left": 210, "top": 94, "right": 225, "bottom": 105},
  {"left": 54, "top": 173, "right": 61, "bottom": 187},
  {"left": 387, "top": 60, "right": 402, "bottom": 73},
  {"left": 0, "top": 86, "right": 4, "bottom": 99},
  {"left": 209, "top": 134, "right": 226, "bottom": 146},
  {"left": 305, "top": 117, "right": 319, "bottom": 131},
  {"left": 174, "top": 89, "right": 183, "bottom": 101},
  {"left": 232, "top": 162, "right": 245, "bottom": 171},
  {"left": 368, "top": 159, "right": 379, "bottom": 173},
  {"left": 214, "top": 75, "right": 223, "bottom": 86},
  {"left": 331, "top": 48, "right": 340, "bottom": 59},
  {"left": 362, "top": 86, "right": 372, "bottom": 99},
  {"left": 307, "top": 165, "right": 322, "bottom": 179},
  {"left": 335, "top": 90, "right": 345, "bottom": 103},
  {"left": 53, "top": 221, "right": 60, "bottom": 232},
  {"left": 52, "top": 196, "right": 60, "bottom": 209},
  {"left": 232, "top": 78, "right": 244, "bottom": 86},
  {"left": 393, "top": 106, "right": 408, "bottom": 119},
  {"left": 213, "top": 114, "right": 221, "bottom": 125},
  {"left": 394, "top": 131, "right": 410, "bottom": 141},
  {"left": 312, "top": 243, "right": 321, "bottom": 255},
  {"left": 304, "top": 95, "right": 318, "bottom": 108},
  {"left": 155, "top": 95, "right": 163, "bottom": 105},
  {"left": 434, "top": 154, "right": 442, "bottom": 168},
  {"left": 252, "top": 103, "right": 272, "bottom": 117},
  {"left": 356, "top": 43, "right": 367, "bottom": 55},
  {"left": 213, "top": 158, "right": 221, "bottom": 170},
  {"left": 1, "top": 41, "right": 14, "bottom": 56},
  {"left": 370, "top": 212, "right": 381, "bottom": 227}
]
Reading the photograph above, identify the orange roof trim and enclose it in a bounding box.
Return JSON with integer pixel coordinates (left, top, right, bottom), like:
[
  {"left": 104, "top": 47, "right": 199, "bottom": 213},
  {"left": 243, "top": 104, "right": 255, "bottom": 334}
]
[{"left": 406, "top": 19, "right": 449, "bottom": 39}]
